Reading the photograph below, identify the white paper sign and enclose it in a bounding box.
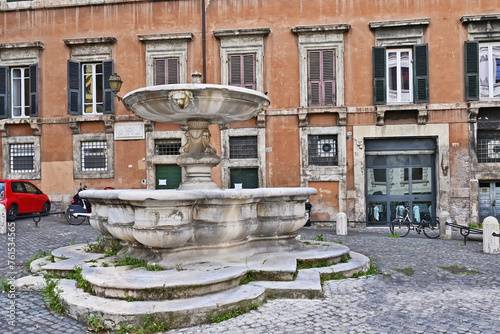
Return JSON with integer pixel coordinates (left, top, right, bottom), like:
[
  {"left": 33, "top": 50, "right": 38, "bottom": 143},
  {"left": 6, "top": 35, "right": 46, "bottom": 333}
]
[{"left": 159, "top": 179, "right": 167, "bottom": 186}]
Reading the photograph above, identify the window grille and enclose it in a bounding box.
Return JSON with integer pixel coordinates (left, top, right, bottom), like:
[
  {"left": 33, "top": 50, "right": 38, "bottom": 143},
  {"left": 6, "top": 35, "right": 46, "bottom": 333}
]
[
  {"left": 308, "top": 135, "right": 338, "bottom": 166},
  {"left": 477, "top": 138, "right": 500, "bottom": 163},
  {"left": 82, "top": 141, "right": 107, "bottom": 171},
  {"left": 229, "top": 136, "right": 258, "bottom": 159},
  {"left": 155, "top": 139, "right": 181, "bottom": 155},
  {"left": 10, "top": 143, "right": 35, "bottom": 172}
]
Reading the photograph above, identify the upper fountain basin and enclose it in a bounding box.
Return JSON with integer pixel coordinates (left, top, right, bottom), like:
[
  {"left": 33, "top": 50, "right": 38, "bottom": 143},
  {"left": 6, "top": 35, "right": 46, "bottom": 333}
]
[{"left": 122, "top": 84, "right": 270, "bottom": 125}]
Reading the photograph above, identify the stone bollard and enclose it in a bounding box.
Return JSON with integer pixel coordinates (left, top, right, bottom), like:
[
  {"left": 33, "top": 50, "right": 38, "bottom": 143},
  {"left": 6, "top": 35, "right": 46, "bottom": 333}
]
[
  {"left": 483, "top": 216, "right": 500, "bottom": 254},
  {"left": 439, "top": 211, "right": 452, "bottom": 240},
  {"left": 336, "top": 212, "right": 347, "bottom": 236},
  {"left": 0, "top": 204, "right": 6, "bottom": 234}
]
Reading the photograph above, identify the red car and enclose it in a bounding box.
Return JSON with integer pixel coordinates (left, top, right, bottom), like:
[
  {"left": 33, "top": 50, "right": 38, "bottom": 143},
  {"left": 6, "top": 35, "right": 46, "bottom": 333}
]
[{"left": 0, "top": 179, "right": 51, "bottom": 221}]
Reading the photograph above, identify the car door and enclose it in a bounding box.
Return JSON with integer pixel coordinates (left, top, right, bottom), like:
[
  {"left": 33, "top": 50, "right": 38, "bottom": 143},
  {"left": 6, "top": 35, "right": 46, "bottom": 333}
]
[
  {"left": 22, "top": 182, "right": 44, "bottom": 213},
  {"left": 10, "top": 181, "right": 29, "bottom": 213}
]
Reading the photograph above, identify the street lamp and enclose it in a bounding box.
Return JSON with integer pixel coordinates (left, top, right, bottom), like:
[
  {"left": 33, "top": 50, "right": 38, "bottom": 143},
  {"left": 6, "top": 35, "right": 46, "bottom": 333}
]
[{"left": 108, "top": 73, "right": 123, "bottom": 101}]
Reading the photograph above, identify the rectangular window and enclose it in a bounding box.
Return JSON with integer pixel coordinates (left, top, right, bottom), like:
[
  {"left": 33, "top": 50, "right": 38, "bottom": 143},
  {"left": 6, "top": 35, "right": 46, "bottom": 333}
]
[
  {"left": 82, "top": 63, "right": 104, "bottom": 115},
  {"left": 82, "top": 141, "right": 107, "bottom": 171},
  {"left": 155, "top": 139, "right": 182, "bottom": 155},
  {"left": 154, "top": 58, "right": 179, "bottom": 85},
  {"left": 11, "top": 67, "right": 31, "bottom": 118},
  {"left": 479, "top": 44, "right": 500, "bottom": 99},
  {"left": 229, "top": 54, "right": 256, "bottom": 90},
  {"left": 308, "top": 135, "right": 338, "bottom": 166},
  {"left": 308, "top": 49, "right": 335, "bottom": 106},
  {"left": 229, "top": 136, "right": 258, "bottom": 159},
  {"left": 387, "top": 49, "right": 413, "bottom": 104},
  {"left": 10, "top": 143, "right": 35, "bottom": 173}
]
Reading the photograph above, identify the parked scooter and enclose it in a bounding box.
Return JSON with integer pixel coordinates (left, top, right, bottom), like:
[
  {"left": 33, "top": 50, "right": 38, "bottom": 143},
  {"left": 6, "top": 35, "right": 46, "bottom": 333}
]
[{"left": 65, "top": 184, "right": 91, "bottom": 225}]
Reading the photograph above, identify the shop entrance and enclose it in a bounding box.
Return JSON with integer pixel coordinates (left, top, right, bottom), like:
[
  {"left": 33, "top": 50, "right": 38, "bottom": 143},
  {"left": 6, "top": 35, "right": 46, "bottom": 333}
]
[
  {"left": 479, "top": 181, "right": 500, "bottom": 222},
  {"left": 365, "top": 138, "right": 436, "bottom": 226}
]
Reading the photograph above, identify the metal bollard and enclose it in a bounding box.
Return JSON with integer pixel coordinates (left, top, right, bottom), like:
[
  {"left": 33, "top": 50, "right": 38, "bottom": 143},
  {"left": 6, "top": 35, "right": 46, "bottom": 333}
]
[
  {"left": 483, "top": 216, "right": 500, "bottom": 254},
  {"left": 336, "top": 212, "right": 347, "bottom": 236}
]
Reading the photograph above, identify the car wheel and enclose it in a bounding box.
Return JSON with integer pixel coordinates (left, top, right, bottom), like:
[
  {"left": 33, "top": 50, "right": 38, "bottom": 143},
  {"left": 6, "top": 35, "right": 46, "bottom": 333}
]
[
  {"left": 41, "top": 202, "right": 51, "bottom": 215},
  {"left": 7, "top": 204, "right": 18, "bottom": 221}
]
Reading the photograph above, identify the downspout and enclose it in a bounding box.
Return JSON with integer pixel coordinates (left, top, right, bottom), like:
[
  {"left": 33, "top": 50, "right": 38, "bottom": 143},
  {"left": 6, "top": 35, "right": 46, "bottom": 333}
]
[{"left": 202, "top": 0, "right": 207, "bottom": 83}]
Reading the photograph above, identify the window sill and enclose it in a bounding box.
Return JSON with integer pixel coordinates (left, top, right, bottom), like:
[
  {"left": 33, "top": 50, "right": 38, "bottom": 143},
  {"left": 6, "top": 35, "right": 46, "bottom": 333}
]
[
  {"left": 375, "top": 104, "right": 428, "bottom": 126},
  {"left": 69, "top": 115, "right": 115, "bottom": 134},
  {"left": 298, "top": 106, "right": 347, "bottom": 127},
  {"left": 0, "top": 117, "right": 41, "bottom": 136}
]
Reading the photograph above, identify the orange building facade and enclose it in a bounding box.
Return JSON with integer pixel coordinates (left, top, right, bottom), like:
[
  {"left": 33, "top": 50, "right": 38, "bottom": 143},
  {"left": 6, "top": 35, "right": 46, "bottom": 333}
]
[{"left": 1, "top": 0, "right": 500, "bottom": 225}]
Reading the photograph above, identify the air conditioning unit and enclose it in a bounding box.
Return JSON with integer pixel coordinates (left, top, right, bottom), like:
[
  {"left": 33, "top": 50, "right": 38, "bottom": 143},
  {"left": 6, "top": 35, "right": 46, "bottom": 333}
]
[
  {"left": 318, "top": 139, "right": 336, "bottom": 157},
  {"left": 488, "top": 140, "right": 500, "bottom": 159}
]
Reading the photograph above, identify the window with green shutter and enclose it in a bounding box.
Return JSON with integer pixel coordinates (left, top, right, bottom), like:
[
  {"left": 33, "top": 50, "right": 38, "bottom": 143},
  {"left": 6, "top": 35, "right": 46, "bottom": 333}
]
[
  {"left": 67, "top": 60, "right": 114, "bottom": 115},
  {"left": 465, "top": 41, "right": 479, "bottom": 101},
  {"left": 0, "top": 64, "right": 39, "bottom": 119}
]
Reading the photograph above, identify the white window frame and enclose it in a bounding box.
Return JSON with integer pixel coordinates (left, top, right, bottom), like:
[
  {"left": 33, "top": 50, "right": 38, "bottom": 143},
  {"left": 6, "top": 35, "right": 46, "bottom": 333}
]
[
  {"left": 10, "top": 66, "right": 30, "bottom": 118},
  {"left": 81, "top": 140, "right": 108, "bottom": 171},
  {"left": 386, "top": 48, "right": 413, "bottom": 104},
  {"left": 214, "top": 29, "right": 269, "bottom": 93},
  {"left": 82, "top": 63, "right": 104, "bottom": 115},
  {"left": 10, "top": 142, "right": 35, "bottom": 173},
  {"left": 220, "top": 127, "right": 266, "bottom": 189},
  {"left": 293, "top": 25, "right": 348, "bottom": 108},
  {"left": 2, "top": 135, "right": 41, "bottom": 180},
  {"left": 138, "top": 33, "right": 192, "bottom": 87},
  {"left": 479, "top": 42, "right": 500, "bottom": 100},
  {"left": 146, "top": 129, "right": 186, "bottom": 189},
  {"left": 73, "top": 133, "right": 114, "bottom": 179}
]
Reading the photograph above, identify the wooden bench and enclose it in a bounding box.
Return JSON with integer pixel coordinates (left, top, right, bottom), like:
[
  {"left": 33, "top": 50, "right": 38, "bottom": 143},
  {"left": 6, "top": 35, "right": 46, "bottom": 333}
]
[{"left": 445, "top": 222, "right": 483, "bottom": 245}]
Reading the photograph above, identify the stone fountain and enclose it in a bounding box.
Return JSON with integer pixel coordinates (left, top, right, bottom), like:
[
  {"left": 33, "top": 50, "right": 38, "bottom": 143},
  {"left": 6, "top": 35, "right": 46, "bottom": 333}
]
[{"left": 29, "top": 73, "right": 370, "bottom": 331}]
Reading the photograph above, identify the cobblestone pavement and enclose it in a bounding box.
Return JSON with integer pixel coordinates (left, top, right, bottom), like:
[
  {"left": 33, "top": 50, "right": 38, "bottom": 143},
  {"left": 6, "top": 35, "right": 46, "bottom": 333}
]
[{"left": 1, "top": 216, "right": 500, "bottom": 333}]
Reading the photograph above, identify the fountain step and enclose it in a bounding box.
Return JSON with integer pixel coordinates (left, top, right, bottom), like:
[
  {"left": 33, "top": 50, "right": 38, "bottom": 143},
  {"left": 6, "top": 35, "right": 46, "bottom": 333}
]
[
  {"left": 35, "top": 249, "right": 370, "bottom": 330},
  {"left": 38, "top": 242, "right": 353, "bottom": 301}
]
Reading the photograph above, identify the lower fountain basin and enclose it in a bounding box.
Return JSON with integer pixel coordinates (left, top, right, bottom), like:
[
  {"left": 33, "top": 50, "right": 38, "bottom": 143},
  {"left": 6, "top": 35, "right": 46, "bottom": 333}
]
[{"left": 81, "top": 187, "right": 317, "bottom": 267}]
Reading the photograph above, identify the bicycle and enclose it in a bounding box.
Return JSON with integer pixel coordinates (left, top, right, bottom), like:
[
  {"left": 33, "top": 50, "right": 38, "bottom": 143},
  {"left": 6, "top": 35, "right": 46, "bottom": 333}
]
[{"left": 389, "top": 205, "right": 440, "bottom": 238}]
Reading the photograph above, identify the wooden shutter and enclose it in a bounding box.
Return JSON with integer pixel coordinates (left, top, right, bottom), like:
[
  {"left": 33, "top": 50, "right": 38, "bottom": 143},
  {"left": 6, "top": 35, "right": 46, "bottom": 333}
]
[
  {"left": 229, "top": 55, "right": 241, "bottom": 86},
  {"left": 67, "top": 60, "right": 81, "bottom": 115},
  {"left": 167, "top": 58, "right": 179, "bottom": 84},
  {"left": 413, "top": 44, "right": 429, "bottom": 103},
  {"left": 29, "top": 64, "right": 39, "bottom": 117},
  {"left": 373, "top": 46, "right": 386, "bottom": 105},
  {"left": 0, "top": 66, "right": 7, "bottom": 119},
  {"left": 308, "top": 51, "right": 321, "bottom": 106},
  {"left": 155, "top": 59, "right": 166, "bottom": 85},
  {"left": 102, "top": 60, "right": 114, "bottom": 114},
  {"left": 323, "top": 50, "right": 336, "bottom": 106},
  {"left": 243, "top": 54, "right": 255, "bottom": 89},
  {"left": 465, "top": 41, "right": 479, "bottom": 101}
]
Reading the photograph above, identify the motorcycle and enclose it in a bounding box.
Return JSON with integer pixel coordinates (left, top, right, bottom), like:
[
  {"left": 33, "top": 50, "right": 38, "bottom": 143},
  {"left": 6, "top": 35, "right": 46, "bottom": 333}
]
[
  {"left": 65, "top": 184, "right": 91, "bottom": 225},
  {"left": 65, "top": 185, "right": 114, "bottom": 225}
]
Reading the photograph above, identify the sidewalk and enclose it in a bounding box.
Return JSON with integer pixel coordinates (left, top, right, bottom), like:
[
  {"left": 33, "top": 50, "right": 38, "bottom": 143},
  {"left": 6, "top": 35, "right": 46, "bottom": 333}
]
[{"left": 1, "top": 216, "right": 499, "bottom": 333}]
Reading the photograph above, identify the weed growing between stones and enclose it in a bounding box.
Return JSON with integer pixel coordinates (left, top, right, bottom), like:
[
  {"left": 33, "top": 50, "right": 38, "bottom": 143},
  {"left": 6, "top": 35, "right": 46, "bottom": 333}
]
[
  {"left": 389, "top": 232, "right": 400, "bottom": 238},
  {"left": 240, "top": 272, "right": 256, "bottom": 285},
  {"left": 1, "top": 278, "right": 12, "bottom": 292},
  {"left": 84, "top": 237, "right": 122, "bottom": 257},
  {"left": 438, "top": 264, "right": 483, "bottom": 275},
  {"left": 42, "top": 276, "right": 67, "bottom": 316},
  {"left": 66, "top": 266, "right": 93, "bottom": 293},
  {"left": 25, "top": 249, "right": 50, "bottom": 270},
  {"left": 209, "top": 303, "right": 259, "bottom": 323},
  {"left": 392, "top": 266, "right": 415, "bottom": 276},
  {"left": 87, "top": 315, "right": 107, "bottom": 333},
  {"left": 312, "top": 234, "right": 325, "bottom": 241}
]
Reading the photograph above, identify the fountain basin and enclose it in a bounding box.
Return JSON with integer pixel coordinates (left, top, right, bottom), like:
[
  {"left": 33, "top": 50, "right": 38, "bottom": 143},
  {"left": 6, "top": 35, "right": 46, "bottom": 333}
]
[
  {"left": 122, "top": 84, "right": 270, "bottom": 124},
  {"left": 81, "top": 187, "right": 317, "bottom": 267}
]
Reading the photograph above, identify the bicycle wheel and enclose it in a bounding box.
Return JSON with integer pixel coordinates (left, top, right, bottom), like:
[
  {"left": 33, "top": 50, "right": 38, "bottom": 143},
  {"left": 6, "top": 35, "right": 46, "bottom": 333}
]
[
  {"left": 65, "top": 207, "right": 87, "bottom": 225},
  {"left": 423, "top": 219, "right": 440, "bottom": 239},
  {"left": 390, "top": 219, "right": 410, "bottom": 237}
]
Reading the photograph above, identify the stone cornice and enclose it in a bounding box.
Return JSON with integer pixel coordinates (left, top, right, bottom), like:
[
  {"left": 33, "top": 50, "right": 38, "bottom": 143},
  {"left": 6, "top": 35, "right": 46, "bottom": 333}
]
[
  {"left": 63, "top": 37, "right": 117, "bottom": 46},
  {"left": 291, "top": 24, "right": 351, "bottom": 34},
  {"left": 213, "top": 28, "right": 271, "bottom": 39},
  {"left": 461, "top": 14, "right": 500, "bottom": 23},
  {"left": 138, "top": 33, "right": 194, "bottom": 43},
  {"left": 0, "top": 41, "right": 44, "bottom": 50},
  {"left": 369, "top": 18, "right": 431, "bottom": 29}
]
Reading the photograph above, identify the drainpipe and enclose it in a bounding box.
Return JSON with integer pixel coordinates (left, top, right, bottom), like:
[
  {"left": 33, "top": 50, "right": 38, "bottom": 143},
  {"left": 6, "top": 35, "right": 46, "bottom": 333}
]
[{"left": 202, "top": 0, "right": 207, "bottom": 83}]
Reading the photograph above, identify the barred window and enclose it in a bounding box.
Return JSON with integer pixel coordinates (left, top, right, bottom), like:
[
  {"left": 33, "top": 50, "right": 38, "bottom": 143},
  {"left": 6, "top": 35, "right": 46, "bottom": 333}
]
[
  {"left": 229, "top": 136, "right": 258, "bottom": 159},
  {"left": 477, "top": 129, "right": 500, "bottom": 163},
  {"left": 155, "top": 139, "right": 181, "bottom": 156},
  {"left": 308, "top": 135, "right": 338, "bottom": 166},
  {"left": 10, "top": 143, "right": 35, "bottom": 173},
  {"left": 82, "top": 141, "right": 107, "bottom": 171}
]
